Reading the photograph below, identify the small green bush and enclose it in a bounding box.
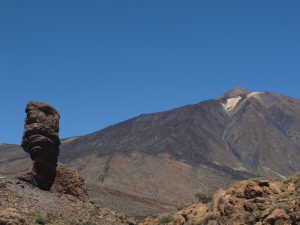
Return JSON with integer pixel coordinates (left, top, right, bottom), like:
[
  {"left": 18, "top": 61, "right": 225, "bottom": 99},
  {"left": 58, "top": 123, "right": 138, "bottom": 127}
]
[
  {"left": 81, "top": 222, "right": 96, "bottom": 225},
  {"left": 158, "top": 214, "right": 174, "bottom": 224},
  {"left": 35, "top": 214, "right": 46, "bottom": 225},
  {"left": 195, "top": 192, "right": 213, "bottom": 204},
  {"left": 0, "top": 181, "right": 7, "bottom": 189}
]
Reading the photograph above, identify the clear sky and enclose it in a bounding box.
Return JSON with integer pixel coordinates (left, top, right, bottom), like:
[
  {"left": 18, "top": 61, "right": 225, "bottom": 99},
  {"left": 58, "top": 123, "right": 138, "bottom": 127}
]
[{"left": 0, "top": 0, "right": 299, "bottom": 144}]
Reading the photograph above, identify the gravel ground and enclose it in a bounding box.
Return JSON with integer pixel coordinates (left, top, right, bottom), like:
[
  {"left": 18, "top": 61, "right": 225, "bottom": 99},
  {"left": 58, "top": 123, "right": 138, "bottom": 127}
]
[{"left": 0, "top": 176, "right": 136, "bottom": 225}]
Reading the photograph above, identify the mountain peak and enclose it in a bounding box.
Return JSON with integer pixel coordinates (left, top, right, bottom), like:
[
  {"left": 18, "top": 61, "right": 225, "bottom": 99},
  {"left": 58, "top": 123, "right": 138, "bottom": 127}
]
[{"left": 221, "top": 87, "right": 249, "bottom": 99}]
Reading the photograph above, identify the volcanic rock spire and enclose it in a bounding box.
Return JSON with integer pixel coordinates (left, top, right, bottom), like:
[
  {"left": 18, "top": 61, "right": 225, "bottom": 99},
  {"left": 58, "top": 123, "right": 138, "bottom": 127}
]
[{"left": 18, "top": 101, "right": 60, "bottom": 190}]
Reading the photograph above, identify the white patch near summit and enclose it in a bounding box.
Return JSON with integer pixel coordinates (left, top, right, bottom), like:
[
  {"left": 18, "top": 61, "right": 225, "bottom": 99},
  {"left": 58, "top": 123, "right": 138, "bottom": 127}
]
[
  {"left": 222, "top": 96, "right": 242, "bottom": 112},
  {"left": 247, "top": 92, "right": 262, "bottom": 99}
]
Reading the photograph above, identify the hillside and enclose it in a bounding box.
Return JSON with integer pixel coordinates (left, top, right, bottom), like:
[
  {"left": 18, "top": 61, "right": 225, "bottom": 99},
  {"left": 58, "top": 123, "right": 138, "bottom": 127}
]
[{"left": 1, "top": 88, "right": 300, "bottom": 216}]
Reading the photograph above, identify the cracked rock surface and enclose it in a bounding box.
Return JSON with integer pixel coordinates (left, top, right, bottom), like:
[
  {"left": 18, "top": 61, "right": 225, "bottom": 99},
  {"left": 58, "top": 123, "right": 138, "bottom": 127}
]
[{"left": 19, "top": 101, "right": 60, "bottom": 190}]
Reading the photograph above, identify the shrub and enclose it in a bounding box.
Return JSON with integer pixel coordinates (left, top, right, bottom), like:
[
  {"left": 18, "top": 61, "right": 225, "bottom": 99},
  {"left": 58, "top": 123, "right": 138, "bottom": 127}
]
[
  {"left": 81, "top": 222, "right": 96, "bottom": 225},
  {"left": 195, "top": 192, "right": 213, "bottom": 204},
  {"left": 35, "top": 214, "right": 46, "bottom": 225},
  {"left": 158, "top": 214, "right": 174, "bottom": 224},
  {"left": 0, "top": 181, "right": 6, "bottom": 189}
]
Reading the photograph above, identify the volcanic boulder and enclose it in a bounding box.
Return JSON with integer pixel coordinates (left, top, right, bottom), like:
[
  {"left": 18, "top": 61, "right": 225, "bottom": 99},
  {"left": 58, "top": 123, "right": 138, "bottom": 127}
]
[
  {"left": 51, "top": 163, "right": 88, "bottom": 201},
  {"left": 18, "top": 101, "right": 60, "bottom": 190}
]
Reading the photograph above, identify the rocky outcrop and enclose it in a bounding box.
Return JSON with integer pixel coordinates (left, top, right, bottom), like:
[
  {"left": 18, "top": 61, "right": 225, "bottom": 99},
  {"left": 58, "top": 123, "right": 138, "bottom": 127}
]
[
  {"left": 51, "top": 163, "right": 88, "bottom": 201},
  {"left": 18, "top": 101, "right": 60, "bottom": 191},
  {"left": 139, "top": 173, "right": 300, "bottom": 225}
]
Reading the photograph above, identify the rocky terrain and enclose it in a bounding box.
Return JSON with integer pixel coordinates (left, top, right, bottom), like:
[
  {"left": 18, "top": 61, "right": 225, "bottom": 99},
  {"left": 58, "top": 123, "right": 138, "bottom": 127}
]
[
  {"left": 0, "top": 174, "right": 134, "bottom": 225},
  {"left": 139, "top": 173, "right": 300, "bottom": 225},
  {"left": 1, "top": 88, "right": 300, "bottom": 216}
]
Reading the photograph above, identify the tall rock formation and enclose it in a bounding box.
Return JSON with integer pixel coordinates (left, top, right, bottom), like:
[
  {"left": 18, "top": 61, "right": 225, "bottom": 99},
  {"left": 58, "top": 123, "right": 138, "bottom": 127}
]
[{"left": 18, "top": 101, "right": 60, "bottom": 190}]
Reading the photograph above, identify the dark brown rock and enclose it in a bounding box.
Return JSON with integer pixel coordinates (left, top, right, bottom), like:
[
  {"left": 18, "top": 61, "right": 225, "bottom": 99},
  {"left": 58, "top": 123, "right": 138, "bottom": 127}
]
[
  {"left": 263, "top": 208, "right": 290, "bottom": 224},
  {"left": 244, "top": 182, "right": 263, "bottom": 199},
  {"left": 291, "top": 200, "right": 300, "bottom": 223},
  {"left": 18, "top": 101, "right": 60, "bottom": 191}
]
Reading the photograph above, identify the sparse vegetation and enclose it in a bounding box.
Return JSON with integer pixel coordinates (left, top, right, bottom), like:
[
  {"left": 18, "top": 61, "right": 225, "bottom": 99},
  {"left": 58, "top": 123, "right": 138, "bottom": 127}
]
[
  {"left": 195, "top": 192, "right": 213, "bottom": 204},
  {"left": 81, "top": 222, "right": 97, "bottom": 225},
  {"left": 35, "top": 214, "right": 46, "bottom": 225},
  {"left": 158, "top": 214, "right": 174, "bottom": 224},
  {"left": 0, "top": 180, "right": 7, "bottom": 189}
]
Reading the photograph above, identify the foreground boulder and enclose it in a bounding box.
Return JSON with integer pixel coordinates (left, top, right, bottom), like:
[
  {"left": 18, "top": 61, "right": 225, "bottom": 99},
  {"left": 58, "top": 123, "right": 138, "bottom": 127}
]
[
  {"left": 139, "top": 173, "right": 300, "bottom": 225},
  {"left": 18, "top": 101, "right": 60, "bottom": 190},
  {"left": 51, "top": 163, "right": 88, "bottom": 201}
]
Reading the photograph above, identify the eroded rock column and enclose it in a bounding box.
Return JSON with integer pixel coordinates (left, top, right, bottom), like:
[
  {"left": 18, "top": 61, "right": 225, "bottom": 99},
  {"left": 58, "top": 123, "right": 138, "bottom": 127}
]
[{"left": 18, "top": 101, "right": 60, "bottom": 190}]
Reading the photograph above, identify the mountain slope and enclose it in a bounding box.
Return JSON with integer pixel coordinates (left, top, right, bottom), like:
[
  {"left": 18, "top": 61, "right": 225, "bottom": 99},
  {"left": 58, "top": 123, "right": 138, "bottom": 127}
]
[
  {"left": 61, "top": 88, "right": 300, "bottom": 178},
  {"left": 1, "top": 88, "right": 300, "bottom": 216}
]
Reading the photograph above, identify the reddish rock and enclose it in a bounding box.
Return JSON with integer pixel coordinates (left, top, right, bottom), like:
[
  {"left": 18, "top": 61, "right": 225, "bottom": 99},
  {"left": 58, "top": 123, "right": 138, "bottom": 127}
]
[
  {"left": 244, "top": 182, "right": 263, "bottom": 199},
  {"left": 138, "top": 216, "right": 156, "bottom": 225},
  {"left": 263, "top": 208, "right": 290, "bottom": 224},
  {"left": 291, "top": 199, "right": 300, "bottom": 223},
  {"left": 173, "top": 203, "right": 208, "bottom": 224},
  {"left": 51, "top": 163, "right": 88, "bottom": 201}
]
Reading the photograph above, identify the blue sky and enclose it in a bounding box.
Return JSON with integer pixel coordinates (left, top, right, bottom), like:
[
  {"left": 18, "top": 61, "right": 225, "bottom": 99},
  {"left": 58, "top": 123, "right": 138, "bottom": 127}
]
[{"left": 0, "top": 0, "right": 299, "bottom": 144}]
